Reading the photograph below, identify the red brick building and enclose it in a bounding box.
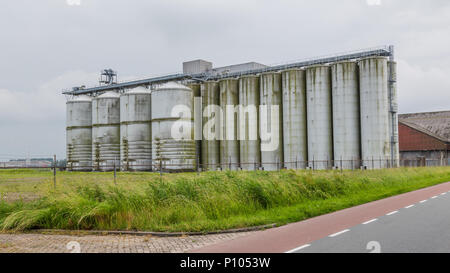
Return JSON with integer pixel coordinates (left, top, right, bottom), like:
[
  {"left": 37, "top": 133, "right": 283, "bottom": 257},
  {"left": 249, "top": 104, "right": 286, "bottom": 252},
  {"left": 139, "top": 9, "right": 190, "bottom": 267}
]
[{"left": 399, "top": 111, "right": 450, "bottom": 166}]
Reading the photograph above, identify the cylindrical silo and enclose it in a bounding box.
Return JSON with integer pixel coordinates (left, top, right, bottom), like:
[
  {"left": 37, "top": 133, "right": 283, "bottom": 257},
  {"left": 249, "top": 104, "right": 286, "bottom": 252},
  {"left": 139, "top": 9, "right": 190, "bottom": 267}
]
[
  {"left": 260, "top": 72, "right": 283, "bottom": 171},
  {"left": 331, "top": 61, "right": 361, "bottom": 170},
  {"left": 188, "top": 83, "right": 202, "bottom": 170},
  {"left": 282, "top": 69, "right": 307, "bottom": 170},
  {"left": 66, "top": 95, "right": 93, "bottom": 171},
  {"left": 92, "top": 91, "right": 121, "bottom": 171},
  {"left": 120, "top": 87, "right": 152, "bottom": 171},
  {"left": 239, "top": 75, "right": 261, "bottom": 170},
  {"left": 152, "top": 82, "right": 196, "bottom": 171},
  {"left": 388, "top": 61, "right": 400, "bottom": 167},
  {"left": 201, "top": 81, "right": 221, "bottom": 170},
  {"left": 219, "top": 79, "right": 240, "bottom": 170},
  {"left": 306, "top": 65, "right": 333, "bottom": 170},
  {"left": 359, "top": 57, "right": 391, "bottom": 169}
]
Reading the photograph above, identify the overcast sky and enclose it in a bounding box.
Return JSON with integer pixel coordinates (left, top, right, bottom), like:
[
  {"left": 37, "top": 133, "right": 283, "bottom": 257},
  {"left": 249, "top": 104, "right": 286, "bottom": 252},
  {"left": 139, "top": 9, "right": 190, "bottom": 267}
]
[{"left": 0, "top": 0, "right": 449, "bottom": 160}]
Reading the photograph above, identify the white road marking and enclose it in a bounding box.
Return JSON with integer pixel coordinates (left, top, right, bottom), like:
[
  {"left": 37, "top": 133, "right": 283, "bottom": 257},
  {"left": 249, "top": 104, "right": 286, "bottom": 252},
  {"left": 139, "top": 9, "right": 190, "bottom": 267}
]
[
  {"left": 286, "top": 244, "right": 311, "bottom": 253},
  {"left": 363, "top": 219, "right": 378, "bottom": 225},
  {"left": 329, "top": 229, "right": 350, "bottom": 238},
  {"left": 386, "top": 211, "right": 398, "bottom": 216},
  {"left": 432, "top": 196, "right": 438, "bottom": 199},
  {"left": 420, "top": 200, "right": 427, "bottom": 203},
  {"left": 441, "top": 193, "right": 447, "bottom": 195},
  {"left": 405, "top": 205, "right": 415, "bottom": 209}
]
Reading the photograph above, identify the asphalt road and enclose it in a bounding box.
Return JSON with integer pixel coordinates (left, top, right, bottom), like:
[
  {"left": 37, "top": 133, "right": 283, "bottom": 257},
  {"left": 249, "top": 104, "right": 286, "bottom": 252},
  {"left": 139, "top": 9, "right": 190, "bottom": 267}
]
[
  {"left": 192, "top": 182, "right": 450, "bottom": 253},
  {"left": 290, "top": 190, "right": 450, "bottom": 253}
]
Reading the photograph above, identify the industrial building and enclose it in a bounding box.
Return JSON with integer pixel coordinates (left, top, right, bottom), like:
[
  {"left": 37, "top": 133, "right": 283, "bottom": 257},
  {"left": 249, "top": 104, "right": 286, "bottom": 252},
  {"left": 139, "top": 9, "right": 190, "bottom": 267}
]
[
  {"left": 64, "top": 46, "right": 399, "bottom": 172},
  {"left": 399, "top": 111, "right": 450, "bottom": 167}
]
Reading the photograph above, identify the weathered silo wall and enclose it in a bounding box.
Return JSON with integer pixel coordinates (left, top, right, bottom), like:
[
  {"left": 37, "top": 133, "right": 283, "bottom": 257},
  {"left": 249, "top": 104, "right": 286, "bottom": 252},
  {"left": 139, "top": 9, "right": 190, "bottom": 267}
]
[
  {"left": 260, "top": 72, "right": 283, "bottom": 171},
  {"left": 306, "top": 65, "right": 333, "bottom": 170},
  {"left": 281, "top": 69, "right": 307, "bottom": 169},
  {"left": 201, "top": 81, "right": 221, "bottom": 170},
  {"left": 66, "top": 95, "right": 93, "bottom": 171},
  {"left": 188, "top": 83, "right": 202, "bottom": 170},
  {"left": 331, "top": 61, "right": 361, "bottom": 169},
  {"left": 388, "top": 61, "right": 400, "bottom": 167},
  {"left": 152, "top": 82, "right": 196, "bottom": 171},
  {"left": 219, "top": 79, "right": 240, "bottom": 170},
  {"left": 120, "top": 87, "right": 152, "bottom": 171},
  {"left": 359, "top": 57, "right": 391, "bottom": 169},
  {"left": 92, "top": 91, "right": 121, "bottom": 171},
  {"left": 239, "top": 75, "right": 261, "bottom": 170}
]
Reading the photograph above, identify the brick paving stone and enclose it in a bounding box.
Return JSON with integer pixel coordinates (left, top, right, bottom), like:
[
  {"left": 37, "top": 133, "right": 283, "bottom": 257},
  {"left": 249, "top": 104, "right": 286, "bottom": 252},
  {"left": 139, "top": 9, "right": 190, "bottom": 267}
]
[{"left": 0, "top": 231, "right": 258, "bottom": 253}]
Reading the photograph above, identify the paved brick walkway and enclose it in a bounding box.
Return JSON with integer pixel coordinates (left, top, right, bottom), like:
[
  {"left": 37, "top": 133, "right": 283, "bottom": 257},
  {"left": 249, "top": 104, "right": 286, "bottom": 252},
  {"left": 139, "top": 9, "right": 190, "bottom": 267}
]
[{"left": 0, "top": 231, "right": 258, "bottom": 253}]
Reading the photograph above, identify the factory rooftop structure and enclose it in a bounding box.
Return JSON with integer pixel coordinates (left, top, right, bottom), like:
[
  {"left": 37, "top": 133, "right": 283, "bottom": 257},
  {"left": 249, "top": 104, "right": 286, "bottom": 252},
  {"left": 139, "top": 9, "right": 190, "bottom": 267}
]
[
  {"left": 63, "top": 45, "right": 394, "bottom": 96},
  {"left": 399, "top": 111, "right": 450, "bottom": 144},
  {"left": 398, "top": 111, "right": 450, "bottom": 167}
]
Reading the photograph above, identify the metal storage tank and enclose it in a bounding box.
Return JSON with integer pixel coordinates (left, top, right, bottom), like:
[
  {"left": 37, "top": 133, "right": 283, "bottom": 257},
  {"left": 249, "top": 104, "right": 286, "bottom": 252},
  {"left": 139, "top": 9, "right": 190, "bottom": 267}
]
[
  {"left": 239, "top": 75, "right": 261, "bottom": 170},
  {"left": 306, "top": 65, "right": 333, "bottom": 170},
  {"left": 152, "top": 82, "right": 196, "bottom": 171},
  {"left": 331, "top": 61, "right": 361, "bottom": 169},
  {"left": 359, "top": 57, "right": 391, "bottom": 169},
  {"left": 201, "top": 81, "right": 221, "bottom": 170},
  {"left": 120, "top": 87, "right": 152, "bottom": 171},
  {"left": 219, "top": 78, "right": 240, "bottom": 170},
  {"left": 388, "top": 61, "right": 400, "bottom": 167},
  {"left": 92, "top": 91, "right": 121, "bottom": 171},
  {"left": 66, "top": 95, "right": 93, "bottom": 171},
  {"left": 260, "top": 72, "right": 283, "bottom": 171},
  {"left": 281, "top": 69, "right": 307, "bottom": 170}
]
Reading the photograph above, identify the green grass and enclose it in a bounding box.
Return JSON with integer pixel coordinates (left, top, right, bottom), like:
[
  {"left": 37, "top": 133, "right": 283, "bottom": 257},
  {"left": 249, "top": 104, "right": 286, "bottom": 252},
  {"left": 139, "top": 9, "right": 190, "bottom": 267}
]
[{"left": 0, "top": 167, "right": 449, "bottom": 232}]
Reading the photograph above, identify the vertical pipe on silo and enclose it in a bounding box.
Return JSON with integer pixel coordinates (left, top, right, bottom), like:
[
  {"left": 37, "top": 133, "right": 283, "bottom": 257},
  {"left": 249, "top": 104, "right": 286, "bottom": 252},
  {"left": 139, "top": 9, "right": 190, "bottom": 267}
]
[
  {"left": 306, "top": 65, "right": 333, "bottom": 170},
  {"left": 260, "top": 72, "right": 283, "bottom": 171},
  {"left": 188, "top": 83, "right": 202, "bottom": 170},
  {"left": 201, "top": 81, "right": 221, "bottom": 170},
  {"left": 282, "top": 69, "right": 307, "bottom": 169},
  {"left": 388, "top": 61, "right": 399, "bottom": 167},
  {"left": 359, "top": 57, "right": 391, "bottom": 169},
  {"left": 219, "top": 79, "right": 240, "bottom": 170},
  {"left": 331, "top": 62, "right": 361, "bottom": 170},
  {"left": 239, "top": 75, "right": 261, "bottom": 170}
]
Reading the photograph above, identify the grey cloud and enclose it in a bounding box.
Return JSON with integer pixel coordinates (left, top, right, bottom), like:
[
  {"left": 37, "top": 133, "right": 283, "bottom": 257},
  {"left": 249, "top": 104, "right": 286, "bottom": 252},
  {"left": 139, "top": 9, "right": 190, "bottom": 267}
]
[{"left": 0, "top": 0, "right": 449, "bottom": 159}]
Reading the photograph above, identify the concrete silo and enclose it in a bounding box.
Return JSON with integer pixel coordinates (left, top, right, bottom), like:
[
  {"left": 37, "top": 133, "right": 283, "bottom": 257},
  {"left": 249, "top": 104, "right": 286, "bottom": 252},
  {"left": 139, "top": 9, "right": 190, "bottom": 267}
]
[
  {"left": 188, "top": 82, "right": 202, "bottom": 169},
  {"left": 201, "top": 81, "right": 221, "bottom": 170},
  {"left": 281, "top": 69, "right": 307, "bottom": 169},
  {"left": 388, "top": 61, "right": 400, "bottom": 167},
  {"left": 66, "top": 95, "right": 93, "bottom": 171},
  {"left": 306, "top": 65, "right": 333, "bottom": 170},
  {"left": 151, "top": 82, "right": 196, "bottom": 171},
  {"left": 359, "top": 57, "right": 391, "bottom": 169},
  {"left": 219, "top": 79, "right": 240, "bottom": 170},
  {"left": 331, "top": 61, "right": 361, "bottom": 169},
  {"left": 120, "top": 87, "right": 152, "bottom": 171},
  {"left": 92, "top": 91, "right": 121, "bottom": 171},
  {"left": 239, "top": 75, "right": 261, "bottom": 170},
  {"left": 260, "top": 72, "right": 283, "bottom": 171}
]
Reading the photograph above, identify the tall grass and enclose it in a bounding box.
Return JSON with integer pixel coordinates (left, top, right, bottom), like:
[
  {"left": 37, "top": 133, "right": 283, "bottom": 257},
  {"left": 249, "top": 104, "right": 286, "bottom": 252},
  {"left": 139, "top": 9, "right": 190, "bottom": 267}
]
[{"left": 0, "top": 167, "right": 449, "bottom": 232}]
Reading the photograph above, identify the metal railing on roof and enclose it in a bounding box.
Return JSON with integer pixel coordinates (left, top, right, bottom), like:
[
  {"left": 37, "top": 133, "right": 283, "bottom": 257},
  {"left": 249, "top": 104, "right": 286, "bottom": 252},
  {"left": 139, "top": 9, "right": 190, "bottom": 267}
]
[{"left": 63, "top": 45, "right": 393, "bottom": 96}]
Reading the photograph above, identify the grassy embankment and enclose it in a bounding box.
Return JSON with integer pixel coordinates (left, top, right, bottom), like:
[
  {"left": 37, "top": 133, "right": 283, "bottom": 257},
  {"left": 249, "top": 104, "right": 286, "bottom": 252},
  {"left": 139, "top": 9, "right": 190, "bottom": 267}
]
[{"left": 0, "top": 167, "right": 449, "bottom": 232}]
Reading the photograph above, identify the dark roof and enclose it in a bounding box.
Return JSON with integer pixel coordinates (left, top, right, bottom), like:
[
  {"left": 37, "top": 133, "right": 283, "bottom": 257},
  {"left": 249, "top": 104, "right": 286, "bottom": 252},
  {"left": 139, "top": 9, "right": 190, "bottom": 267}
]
[{"left": 399, "top": 111, "right": 450, "bottom": 143}]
